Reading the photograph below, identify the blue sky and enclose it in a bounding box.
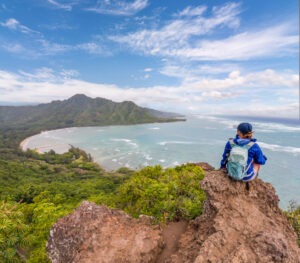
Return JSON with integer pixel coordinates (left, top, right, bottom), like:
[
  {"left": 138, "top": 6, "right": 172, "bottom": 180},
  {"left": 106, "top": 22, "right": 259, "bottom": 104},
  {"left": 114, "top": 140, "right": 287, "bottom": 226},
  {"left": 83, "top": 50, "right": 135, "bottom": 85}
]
[{"left": 0, "top": 0, "right": 299, "bottom": 118}]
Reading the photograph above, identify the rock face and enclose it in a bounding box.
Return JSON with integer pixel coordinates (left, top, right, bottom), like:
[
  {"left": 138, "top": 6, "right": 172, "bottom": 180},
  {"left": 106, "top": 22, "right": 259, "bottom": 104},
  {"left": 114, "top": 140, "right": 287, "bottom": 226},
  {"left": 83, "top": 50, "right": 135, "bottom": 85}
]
[
  {"left": 47, "top": 202, "right": 163, "bottom": 263},
  {"left": 170, "top": 168, "right": 300, "bottom": 263},
  {"left": 47, "top": 165, "right": 300, "bottom": 263}
]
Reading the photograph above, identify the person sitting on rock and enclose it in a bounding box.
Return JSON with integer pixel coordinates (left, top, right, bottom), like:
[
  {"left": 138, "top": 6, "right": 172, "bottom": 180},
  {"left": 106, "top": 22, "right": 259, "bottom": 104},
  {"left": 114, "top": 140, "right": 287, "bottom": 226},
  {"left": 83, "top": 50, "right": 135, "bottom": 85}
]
[{"left": 220, "top": 122, "right": 267, "bottom": 181}]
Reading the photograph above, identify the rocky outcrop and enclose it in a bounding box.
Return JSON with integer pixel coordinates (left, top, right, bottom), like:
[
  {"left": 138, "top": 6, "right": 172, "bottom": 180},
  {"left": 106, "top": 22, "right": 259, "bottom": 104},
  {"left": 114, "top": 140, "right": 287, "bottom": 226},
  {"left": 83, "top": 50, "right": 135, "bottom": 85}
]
[
  {"left": 47, "top": 202, "right": 163, "bottom": 263},
  {"left": 169, "top": 168, "right": 300, "bottom": 263},
  {"left": 47, "top": 164, "right": 300, "bottom": 263}
]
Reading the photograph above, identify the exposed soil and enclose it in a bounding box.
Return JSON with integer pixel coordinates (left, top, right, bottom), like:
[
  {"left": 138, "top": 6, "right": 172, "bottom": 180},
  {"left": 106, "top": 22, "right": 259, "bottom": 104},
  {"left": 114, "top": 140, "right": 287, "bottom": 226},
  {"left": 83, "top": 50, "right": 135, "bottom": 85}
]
[{"left": 157, "top": 221, "right": 188, "bottom": 263}]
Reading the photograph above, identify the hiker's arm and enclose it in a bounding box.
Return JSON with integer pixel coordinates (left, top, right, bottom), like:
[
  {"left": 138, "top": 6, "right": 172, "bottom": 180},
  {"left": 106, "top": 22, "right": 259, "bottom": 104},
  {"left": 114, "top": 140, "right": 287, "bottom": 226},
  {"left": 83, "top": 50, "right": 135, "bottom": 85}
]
[
  {"left": 220, "top": 142, "right": 231, "bottom": 168},
  {"left": 253, "top": 144, "right": 267, "bottom": 165}
]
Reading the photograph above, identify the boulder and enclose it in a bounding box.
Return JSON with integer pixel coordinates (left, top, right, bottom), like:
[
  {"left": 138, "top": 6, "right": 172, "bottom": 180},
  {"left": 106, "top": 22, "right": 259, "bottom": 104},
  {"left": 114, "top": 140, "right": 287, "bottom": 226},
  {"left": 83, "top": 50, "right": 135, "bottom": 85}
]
[{"left": 47, "top": 202, "right": 163, "bottom": 263}]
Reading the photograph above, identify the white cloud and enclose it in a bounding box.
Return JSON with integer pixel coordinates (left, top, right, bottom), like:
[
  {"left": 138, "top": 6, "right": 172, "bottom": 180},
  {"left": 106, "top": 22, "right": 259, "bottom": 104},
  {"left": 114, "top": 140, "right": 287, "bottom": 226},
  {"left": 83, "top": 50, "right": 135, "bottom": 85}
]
[
  {"left": 18, "top": 68, "right": 79, "bottom": 81},
  {"left": 144, "top": 68, "right": 153, "bottom": 72},
  {"left": 245, "top": 69, "right": 299, "bottom": 88},
  {"left": 1, "top": 36, "right": 112, "bottom": 57},
  {"left": 1, "top": 43, "right": 27, "bottom": 54},
  {"left": 211, "top": 2, "right": 241, "bottom": 29},
  {"left": 60, "top": 69, "right": 80, "bottom": 79},
  {"left": 86, "top": 0, "right": 148, "bottom": 16},
  {"left": 47, "top": 0, "right": 73, "bottom": 11},
  {"left": 0, "top": 18, "right": 39, "bottom": 34},
  {"left": 173, "top": 25, "right": 298, "bottom": 61},
  {"left": 218, "top": 102, "right": 300, "bottom": 119},
  {"left": 0, "top": 39, "right": 72, "bottom": 57},
  {"left": 0, "top": 70, "right": 21, "bottom": 90},
  {"left": 176, "top": 6, "right": 207, "bottom": 17},
  {"left": 110, "top": 3, "right": 297, "bottom": 61},
  {"left": 1, "top": 18, "right": 19, "bottom": 29},
  {"left": 202, "top": 91, "right": 236, "bottom": 99},
  {"left": 19, "top": 68, "right": 56, "bottom": 81},
  {"left": 159, "top": 60, "right": 299, "bottom": 93},
  {"left": 160, "top": 63, "right": 242, "bottom": 85},
  {"left": 228, "top": 70, "right": 240, "bottom": 79},
  {"left": 76, "top": 42, "right": 111, "bottom": 55},
  {"left": 38, "top": 39, "right": 71, "bottom": 54},
  {"left": 110, "top": 2, "right": 241, "bottom": 56},
  {"left": 183, "top": 69, "right": 298, "bottom": 93},
  {"left": 0, "top": 67, "right": 298, "bottom": 118},
  {"left": 196, "top": 64, "right": 240, "bottom": 75}
]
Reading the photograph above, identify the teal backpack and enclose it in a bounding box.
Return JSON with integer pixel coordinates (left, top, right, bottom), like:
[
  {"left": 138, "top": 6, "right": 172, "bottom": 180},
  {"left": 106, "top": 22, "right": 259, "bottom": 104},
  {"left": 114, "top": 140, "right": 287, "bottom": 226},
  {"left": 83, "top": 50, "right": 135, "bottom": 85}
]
[{"left": 227, "top": 139, "right": 255, "bottom": 180}]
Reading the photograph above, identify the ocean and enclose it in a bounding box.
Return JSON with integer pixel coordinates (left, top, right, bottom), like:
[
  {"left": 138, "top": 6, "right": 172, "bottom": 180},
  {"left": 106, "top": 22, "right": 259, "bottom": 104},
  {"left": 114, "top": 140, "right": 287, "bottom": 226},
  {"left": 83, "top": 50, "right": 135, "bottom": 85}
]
[{"left": 22, "top": 115, "right": 300, "bottom": 209}]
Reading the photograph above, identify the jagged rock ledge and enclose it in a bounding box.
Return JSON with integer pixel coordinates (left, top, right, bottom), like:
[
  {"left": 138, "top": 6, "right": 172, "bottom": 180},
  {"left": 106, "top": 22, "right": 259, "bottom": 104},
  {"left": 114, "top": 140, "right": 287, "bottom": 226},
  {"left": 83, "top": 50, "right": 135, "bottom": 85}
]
[{"left": 47, "top": 163, "right": 300, "bottom": 263}]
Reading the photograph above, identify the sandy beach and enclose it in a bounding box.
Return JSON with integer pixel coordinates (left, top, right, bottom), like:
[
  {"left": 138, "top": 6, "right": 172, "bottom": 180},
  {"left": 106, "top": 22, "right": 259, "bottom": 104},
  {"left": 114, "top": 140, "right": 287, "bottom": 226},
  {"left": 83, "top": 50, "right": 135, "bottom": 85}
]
[
  {"left": 20, "top": 132, "right": 71, "bottom": 154},
  {"left": 20, "top": 136, "right": 34, "bottom": 151}
]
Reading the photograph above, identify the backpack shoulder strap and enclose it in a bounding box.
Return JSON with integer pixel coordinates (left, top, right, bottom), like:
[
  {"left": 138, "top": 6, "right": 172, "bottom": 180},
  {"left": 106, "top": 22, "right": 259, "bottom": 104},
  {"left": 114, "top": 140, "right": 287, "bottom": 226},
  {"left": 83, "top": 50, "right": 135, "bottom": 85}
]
[
  {"left": 228, "top": 138, "right": 235, "bottom": 146},
  {"left": 245, "top": 141, "right": 255, "bottom": 150}
]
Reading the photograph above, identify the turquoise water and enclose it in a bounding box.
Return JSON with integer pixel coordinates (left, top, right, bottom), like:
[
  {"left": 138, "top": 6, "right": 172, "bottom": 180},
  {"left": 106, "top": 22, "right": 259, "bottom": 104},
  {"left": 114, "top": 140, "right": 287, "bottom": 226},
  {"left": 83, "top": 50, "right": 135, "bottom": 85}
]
[{"left": 23, "top": 115, "right": 300, "bottom": 209}]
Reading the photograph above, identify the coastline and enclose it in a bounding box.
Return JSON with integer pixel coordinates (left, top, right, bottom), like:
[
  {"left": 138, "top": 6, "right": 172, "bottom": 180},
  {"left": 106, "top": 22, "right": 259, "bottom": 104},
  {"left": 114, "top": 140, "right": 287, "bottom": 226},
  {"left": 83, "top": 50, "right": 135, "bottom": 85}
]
[
  {"left": 16, "top": 117, "right": 300, "bottom": 210},
  {"left": 20, "top": 135, "right": 35, "bottom": 152},
  {"left": 20, "top": 132, "right": 71, "bottom": 154},
  {"left": 20, "top": 135, "right": 44, "bottom": 154}
]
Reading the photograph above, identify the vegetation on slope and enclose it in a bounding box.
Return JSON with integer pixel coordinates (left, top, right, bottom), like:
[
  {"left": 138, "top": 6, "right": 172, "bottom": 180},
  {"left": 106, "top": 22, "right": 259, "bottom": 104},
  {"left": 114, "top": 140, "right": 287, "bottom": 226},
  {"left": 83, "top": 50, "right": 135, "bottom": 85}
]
[
  {"left": 0, "top": 143, "right": 206, "bottom": 262},
  {"left": 0, "top": 148, "right": 129, "bottom": 262},
  {"left": 0, "top": 94, "right": 180, "bottom": 128},
  {"left": 284, "top": 200, "right": 300, "bottom": 246},
  {"left": 115, "top": 164, "right": 206, "bottom": 222}
]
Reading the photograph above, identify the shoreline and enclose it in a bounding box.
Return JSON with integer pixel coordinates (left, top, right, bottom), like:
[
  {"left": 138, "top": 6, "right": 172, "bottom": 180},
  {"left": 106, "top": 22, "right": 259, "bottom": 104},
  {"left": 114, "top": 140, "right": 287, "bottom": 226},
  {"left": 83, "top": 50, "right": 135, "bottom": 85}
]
[
  {"left": 20, "top": 136, "right": 44, "bottom": 154},
  {"left": 16, "top": 120, "right": 299, "bottom": 210},
  {"left": 19, "top": 131, "right": 71, "bottom": 154},
  {"left": 20, "top": 135, "right": 37, "bottom": 152}
]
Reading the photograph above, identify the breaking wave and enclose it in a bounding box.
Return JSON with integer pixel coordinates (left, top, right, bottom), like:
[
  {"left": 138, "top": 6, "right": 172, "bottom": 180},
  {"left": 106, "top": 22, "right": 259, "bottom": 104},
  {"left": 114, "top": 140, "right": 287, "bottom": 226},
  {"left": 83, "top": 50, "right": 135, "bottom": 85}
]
[{"left": 259, "top": 142, "right": 300, "bottom": 154}]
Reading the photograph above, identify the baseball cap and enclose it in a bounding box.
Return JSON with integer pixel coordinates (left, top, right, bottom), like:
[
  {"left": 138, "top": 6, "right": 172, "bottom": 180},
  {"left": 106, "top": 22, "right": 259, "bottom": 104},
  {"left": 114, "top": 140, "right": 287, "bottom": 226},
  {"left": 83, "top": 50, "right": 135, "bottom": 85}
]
[{"left": 237, "top": 122, "right": 253, "bottom": 135}]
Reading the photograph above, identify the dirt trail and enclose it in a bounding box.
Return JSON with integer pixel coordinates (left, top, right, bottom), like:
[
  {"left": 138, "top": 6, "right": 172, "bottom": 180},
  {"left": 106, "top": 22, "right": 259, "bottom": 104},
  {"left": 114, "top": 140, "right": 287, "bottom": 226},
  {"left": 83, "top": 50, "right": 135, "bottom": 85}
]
[{"left": 157, "top": 221, "right": 188, "bottom": 263}]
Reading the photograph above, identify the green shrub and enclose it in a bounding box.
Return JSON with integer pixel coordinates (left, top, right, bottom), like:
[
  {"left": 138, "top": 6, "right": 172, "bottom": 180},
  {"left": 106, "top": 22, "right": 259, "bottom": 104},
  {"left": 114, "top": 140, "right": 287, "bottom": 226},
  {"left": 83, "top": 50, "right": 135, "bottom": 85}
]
[
  {"left": 0, "top": 201, "right": 29, "bottom": 263},
  {"left": 0, "top": 143, "right": 207, "bottom": 261},
  {"left": 115, "top": 163, "right": 206, "bottom": 222},
  {"left": 284, "top": 200, "right": 300, "bottom": 246}
]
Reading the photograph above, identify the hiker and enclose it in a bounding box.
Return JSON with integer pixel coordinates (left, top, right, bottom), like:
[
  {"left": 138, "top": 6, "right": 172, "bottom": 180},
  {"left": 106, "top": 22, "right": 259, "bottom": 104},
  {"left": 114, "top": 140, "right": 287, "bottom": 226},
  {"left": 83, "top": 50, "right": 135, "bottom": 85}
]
[{"left": 220, "top": 122, "right": 267, "bottom": 181}]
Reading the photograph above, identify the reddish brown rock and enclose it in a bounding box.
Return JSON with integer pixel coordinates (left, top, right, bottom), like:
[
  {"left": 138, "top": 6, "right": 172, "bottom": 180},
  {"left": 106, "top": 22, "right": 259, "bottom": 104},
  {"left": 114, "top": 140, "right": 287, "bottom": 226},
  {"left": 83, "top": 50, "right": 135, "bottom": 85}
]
[
  {"left": 171, "top": 169, "right": 300, "bottom": 263},
  {"left": 47, "top": 202, "right": 163, "bottom": 263}
]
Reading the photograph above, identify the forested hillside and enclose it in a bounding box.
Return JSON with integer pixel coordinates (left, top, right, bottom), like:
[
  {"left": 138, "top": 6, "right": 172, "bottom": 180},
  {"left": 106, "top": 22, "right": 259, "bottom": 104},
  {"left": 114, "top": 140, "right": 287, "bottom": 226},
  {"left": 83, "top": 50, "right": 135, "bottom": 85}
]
[
  {"left": 0, "top": 94, "right": 184, "bottom": 148},
  {"left": 0, "top": 94, "right": 183, "bottom": 128}
]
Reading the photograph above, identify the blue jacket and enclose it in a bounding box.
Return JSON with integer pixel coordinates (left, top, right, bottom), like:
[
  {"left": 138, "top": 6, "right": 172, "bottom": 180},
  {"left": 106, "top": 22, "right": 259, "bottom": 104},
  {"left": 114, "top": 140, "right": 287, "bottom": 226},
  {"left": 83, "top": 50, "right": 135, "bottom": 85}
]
[{"left": 220, "top": 135, "right": 267, "bottom": 175}]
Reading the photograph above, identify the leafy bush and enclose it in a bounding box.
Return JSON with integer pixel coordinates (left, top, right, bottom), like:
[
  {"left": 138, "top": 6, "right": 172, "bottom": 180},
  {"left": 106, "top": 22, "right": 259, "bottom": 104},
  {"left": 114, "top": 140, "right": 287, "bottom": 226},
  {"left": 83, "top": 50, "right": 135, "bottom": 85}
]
[
  {"left": 22, "top": 191, "right": 73, "bottom": 263},
  {"left": 115, "top": 164, "right": 206, "bottom": 221},
  {"left": 0, "top": 149, "right": 125, "bottom": 262},
  {"left": 0, "top": 201, "right": 29, "bottom": 263},
  {"left": 284, "top": 200, "right": 300, "bottom": 246},
  {"left": 0, "top": 138, "right": 207, "bottom": 261}
]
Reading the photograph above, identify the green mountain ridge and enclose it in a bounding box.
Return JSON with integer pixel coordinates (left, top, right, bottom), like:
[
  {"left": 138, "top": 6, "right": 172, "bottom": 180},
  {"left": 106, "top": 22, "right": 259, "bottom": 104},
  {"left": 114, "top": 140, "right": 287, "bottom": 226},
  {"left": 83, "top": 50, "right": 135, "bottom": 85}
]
[
  {"left": 0, "top": 94, "right": 184, "bottom": 148},
  {"left": 0, "top": 94, "right": 184, "bottom": 129}
]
